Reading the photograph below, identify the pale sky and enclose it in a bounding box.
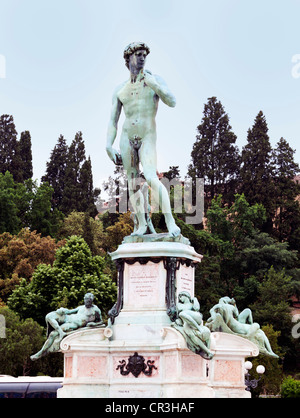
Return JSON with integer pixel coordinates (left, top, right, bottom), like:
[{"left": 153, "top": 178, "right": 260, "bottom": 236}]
[{"left": 0, "top": 0, "right": 299, "bottom": 190}]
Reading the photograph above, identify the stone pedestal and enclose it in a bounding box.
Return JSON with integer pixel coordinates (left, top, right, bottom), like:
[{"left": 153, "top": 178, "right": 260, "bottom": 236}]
[
  {"left": 57, "top": 237, "right": 258, "bottom": 398},
  {"left": 209, "top": 332, "right": 259, "bottom": 398}
]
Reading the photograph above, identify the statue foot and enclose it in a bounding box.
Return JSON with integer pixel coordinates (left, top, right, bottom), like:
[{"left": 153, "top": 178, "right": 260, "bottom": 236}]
[
  {"left": 131, "top": 225, "right": 148, "bottom": 236},
  {"left": 30, "top": 353, "right": 41, "bottom": 362},
  {"left": 167, "top": 222, "right": 181, "bottom": 238},
  {"left": 59, "top": 331, "right": 67, "bottom": 339}
]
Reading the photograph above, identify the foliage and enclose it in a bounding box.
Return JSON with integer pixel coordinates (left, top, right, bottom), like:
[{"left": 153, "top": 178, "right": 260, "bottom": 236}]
[
  {"left": 249, "top": 325, "right": 284, "bottom": 397},
  {"left": 57, "top": 211, "right": 106, "bottom": 255},
  {"left": 188, "top": 96, "right": 240, "bottom": 204},
  {"left": 273, "top": 137, "right": 300, "bottom": 249},
  {"left": 0, "top": 115, "right": 33, "bottom": 184},
  {"left": 0, "top": 171, "right": 22, "bottom": 234},
  {"left": 43, "top": 133, "right": 100, "bottom": 216},
  {"left": 0, "top": 229, "right": 64, "bottom": 303},
  {"left": 206, "top": 193, "right": 266, "bottom": 244},
  {"left": 0, "top": 172, "right": 64, "bottom": 237},
  {"left": 8, "top": 236, "right": 117, "bottom": 325},
  {"left": 60, "top": 132, "right": 100, "bottom": 216},
  {"left": 42, "top": 134, "right": 68, "bottom": 212},
  {"left": 280, "top": 376, "right": 300, "bottom": 398},
  {"left": 19, "top": 131, "right": 33, "bottom": 181},
  {"left": 0, "top": 307, "right": 45, "bottom": 376},
  {"left": 250, "top": 267, "right": 295, "bottom": 357},
  {"left": 103, "top": 212, "right": 134, "bottom": 252},
  {"left": 240, "top": 111, "right": 275, "bottom": 231},
  {"left": 163, "top": 166, "right": 180, "bottom": 181}
]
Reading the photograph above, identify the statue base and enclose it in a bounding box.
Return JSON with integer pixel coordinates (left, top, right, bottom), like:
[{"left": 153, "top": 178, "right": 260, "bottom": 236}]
[{"left": 57, "top": 240, "right": 259, "bottom": 398}]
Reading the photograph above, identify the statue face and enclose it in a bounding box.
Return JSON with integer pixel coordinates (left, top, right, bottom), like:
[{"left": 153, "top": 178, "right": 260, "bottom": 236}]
[
  {"left": 129, "top": 49, "right": 147, "bottom": 72},
  {"left": 179, "top": 293, "right": 189, "bottom": 303},
  {"left": 84, "top": 294, "right": 93, "bottom": 308}
]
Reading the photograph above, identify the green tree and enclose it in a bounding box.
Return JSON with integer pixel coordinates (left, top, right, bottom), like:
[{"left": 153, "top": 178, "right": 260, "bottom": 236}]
[
  {"left": 0, "top": 307, "right": 45, "bottom": 376},
  {"left": 42, "top": 134, "right": 68, "bottom": 212},
  {"left": 8, "top": 236, "right": 117, "bottom": 325},
  {"left": 0, "top": 229, "right": 63, "bottom": 304},
  {"left": 0, "top": 114, "right": 22, "bottom": 182},
  {"left": 250, "top": 325, "right": 284, "bottom": 396},
  {"left": 61, "top": 132, "right": 86, "bottom": 214},
  {"left": 0, "top": 171, "right": 21, "bottom": 234},
  {"left": 58, "top": 132, "right": 99, "bottom": 216},
  {"left": 250, "top": 267, "right": 296, "bottom": 364},
  {"left": 57, "top": 211, "right": 105, "bottom": 255},
  {"left": 206, "top": 194, "right": 267, "bottom": 285},
  {"left": 78, "top": 157, "right": 100, "bottom": 216},
  {"left": 164, "top": 166, "right": 180, "bottom": 181},
  {"left": 188, "top": 97, "right": 240, "bottom": 204},
  {"left": 205, "top": 194, "right": 299, "bottom": 302},
  {"left": 250, "top": 267, "right": 293, "bottom": 332},
  {"left": 27, "top": 181, "right": 64, "bottom": 236},
  {"left": 273, "top": 137, "right": 300, "bottom": 249},
  {"left": 19, "top": 131, "right": 33, "bottom": 181},
  {"left": 240, "top": 111, "right": 275, "bottom": 231},
  {"left": 104, "top": 212, "right": 134, "bottom": 252}
]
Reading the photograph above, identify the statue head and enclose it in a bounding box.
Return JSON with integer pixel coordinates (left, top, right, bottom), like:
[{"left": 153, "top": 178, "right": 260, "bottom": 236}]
[
  {"left": 178, "top": 291, "right": 193, "bottom": 303},
  {"left": 219, "top": 296, "right": 236, "bottom": 306},
  {"left": 123, "top": 42, "right": 150, "bottom": 70},
  {"left": 84, "top": 292, "right": 94, "bottom": 308}
]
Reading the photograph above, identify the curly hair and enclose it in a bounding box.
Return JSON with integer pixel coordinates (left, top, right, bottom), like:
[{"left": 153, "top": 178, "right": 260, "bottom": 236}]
[{"left": 123, "top": 42, "right": 150, "bottom": 69}]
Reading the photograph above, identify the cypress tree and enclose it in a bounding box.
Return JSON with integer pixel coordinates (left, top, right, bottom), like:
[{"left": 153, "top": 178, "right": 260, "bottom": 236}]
[
  {"left": 273, "top": 137, "right": 300, "bottom": 247},
  {"left": 0, "top": 114, "right": 22, "bottom": 182},
  {"left": 42, "top": 135, "right": 68, "bottom": 211},
  {"left": 19, "top": 131, "right": 33, "bottom": 181},
  {"left": 44, "top": 132, "right": 99, "bottom": 217},
  {"left": 79, "top": 156, "right": 99, "bottom": 216},
  {"left": 188, "top": 97, "right": 240, "bottom": 204},
  {"left": 240, "top": 111, "right": 275, "bottom": 231},
  {"left": 61, "top": 131, "right": 86, "bottom": 214}
]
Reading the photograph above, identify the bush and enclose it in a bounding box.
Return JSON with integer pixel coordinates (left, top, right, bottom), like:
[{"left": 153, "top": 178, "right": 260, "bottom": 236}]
[
  {"left": 8, "top": 236, "right": 117, "bottom": 325},
  {"left": 281, "top": 376, "right": 300, "bottom": 398}
]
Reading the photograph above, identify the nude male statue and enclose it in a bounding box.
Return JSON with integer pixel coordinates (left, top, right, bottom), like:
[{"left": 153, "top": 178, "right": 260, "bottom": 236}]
[
  {"left": 30, "top": 293, "right": 104, "bottom": 361},
  {"left": 106, "top": 42, "right": 181, "bottom": 237}
]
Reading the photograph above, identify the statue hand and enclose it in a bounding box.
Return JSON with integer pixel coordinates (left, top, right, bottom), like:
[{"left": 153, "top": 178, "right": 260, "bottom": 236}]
[
  {"left": 143, "top": 70, "right": 157, "bottom": 89},
  {"left": 106, "top": 147, "right": 121, "bottom": 165}
]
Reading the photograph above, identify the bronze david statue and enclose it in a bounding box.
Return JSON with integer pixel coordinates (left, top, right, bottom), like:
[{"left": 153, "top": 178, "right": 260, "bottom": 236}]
[{"left": 106, "top": 42, "right": 181, "bottom": 237}]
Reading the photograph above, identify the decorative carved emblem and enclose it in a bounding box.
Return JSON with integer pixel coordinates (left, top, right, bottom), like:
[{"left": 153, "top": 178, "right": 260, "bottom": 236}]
[{"left": 116, "top": 352, "right": 157, "bottom": 378}]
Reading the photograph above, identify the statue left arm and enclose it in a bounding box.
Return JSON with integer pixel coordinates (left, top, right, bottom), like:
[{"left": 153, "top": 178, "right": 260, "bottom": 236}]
[
  {"left": 64, "top": 307, "right": 79, "bottom": 315},
  {"left": 192, "top": 297, "right": 200, "bottom": 312},
  {"left": 143, "top": 71, "right": 176, "bottom": 107}
]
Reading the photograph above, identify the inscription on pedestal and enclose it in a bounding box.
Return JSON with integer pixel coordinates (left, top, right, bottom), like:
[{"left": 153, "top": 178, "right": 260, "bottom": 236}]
[
  {"left": 177, "top": 265, "right": 194, "bottom": 298},
  {"left": 127, "top": 262, "right": 160, "bottom": 307}
]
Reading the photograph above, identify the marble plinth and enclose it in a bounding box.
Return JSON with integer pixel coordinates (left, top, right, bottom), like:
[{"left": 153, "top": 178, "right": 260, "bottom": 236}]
[{"left": 57, "top": 239, "right": 259, "bottom": 398}]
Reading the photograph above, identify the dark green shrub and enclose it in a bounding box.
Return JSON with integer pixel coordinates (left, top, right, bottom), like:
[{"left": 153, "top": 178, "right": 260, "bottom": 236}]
[{"left": 281, "top": 376, "right": 300, "bottom": 398}]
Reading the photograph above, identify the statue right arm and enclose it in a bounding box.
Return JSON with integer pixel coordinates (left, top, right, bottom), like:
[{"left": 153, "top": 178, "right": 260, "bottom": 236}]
[{"left": 106, "top": 88, "right": 123, "bottom": 164}]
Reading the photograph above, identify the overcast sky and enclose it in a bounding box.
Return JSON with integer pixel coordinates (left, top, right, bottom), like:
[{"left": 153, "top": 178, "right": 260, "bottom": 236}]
[{"left": 0, "top": 0, "right": 299, "bottom": 190}]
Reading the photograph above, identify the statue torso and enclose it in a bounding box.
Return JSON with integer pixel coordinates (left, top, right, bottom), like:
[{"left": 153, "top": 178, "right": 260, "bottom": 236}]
[{"left": 118, "top": 78, "right": 159, "bottom": 139}]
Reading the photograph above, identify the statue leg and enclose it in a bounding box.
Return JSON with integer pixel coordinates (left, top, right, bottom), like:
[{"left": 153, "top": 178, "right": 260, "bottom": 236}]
[
  {"left": 121, "top": 140, "right": 148, "bottom": 235},
  {"left": 140, "top": 139, "right": 180, "bottom": 237},
  {"left": 46, "top": 314, "right": 66, "bottom": 339},
  {"left": 30, "top": 331, "right": 59, "bottom": 361},
  {"left": 179, "top": 311, "right": 203, "bottom": 332},
  {"left": 238, "top": 308, "right": 253, "bottom": 324},
  {"left": 180, "top": 313, "right": 214, "bottom": 359}
]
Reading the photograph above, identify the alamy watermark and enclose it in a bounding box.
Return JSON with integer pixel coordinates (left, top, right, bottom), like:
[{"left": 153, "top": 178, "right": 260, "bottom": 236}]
[
  {"left": 97, "top": 173, "right": 204, "bottom": 225},
  {"left": 0, "top": 54, "right": 6, "bottom": 79},
  {"left": 291, "top": 54, "right": 300, "bottom": 79},
  {"left": 0, "top": 314, "right": 6, "bottom": 338},
  {"left": 292, "top": 314, "right": 300, "bottom": 339}
]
